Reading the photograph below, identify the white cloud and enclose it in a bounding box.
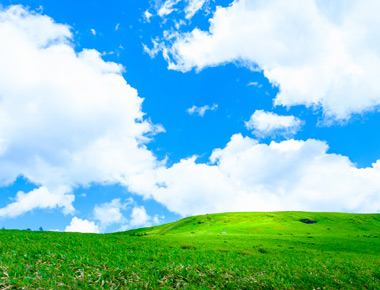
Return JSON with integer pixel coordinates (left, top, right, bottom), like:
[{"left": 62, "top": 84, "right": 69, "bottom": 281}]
[
  {"left": 185, "top": 0, "right": 209, "bottom": 19},
  {"left": 245, "top": 110, "right": 303, "bottom": 138},
  {"left": 247, "top": 81, "right": 262, "bottom": 88},
  {"left": 174, "top": 19, "right": 186, "bottom": 30},
  {"left": 155, "top": 0, "right": 209, "bottom": 19},
  {"left": 0, "top": 186, "right": 74, "bottom": 218},
  {"left": 0, "top": 6, "right": 160, "bottom": 217},
  {"left": 65, "top": 217, "right": 100, "bottom": 233},
  {"left": 117, "top": 205, "right": 162, "bottom": 231},
  {"left": 90, "top": 28, "right": 96, "bottom": 36},
  {"left": 129, "top": 134, "right": 380, "bottom": 216},
  {"left": 160, "top": 0, "right": 380, "bottom": 121},
  {"left": 129, "top": 206, "right": 152, "bottom": 228},
  {"left": 115, "top": 23, "right": 119, "bottom": 31},
  {"left": 144, "top": 10, "right": 153, "bottom": 22},
  {"left": 143, "top": 39, "right": 162, "bottom": 58},
  {"left": 152, "top": 214, "right": 162, "bottom": 224},
  {"left": 187, "top": 103, "right": 218, "bottom": 116},
  {"left": 1, "top": 3, "right": 379, "bottom": 226},
  {"left": 93, "top": 198, "right": 128, "bottom": 229},
  {"left": 158, "top": 0, "right": 181, "bottom": 17},
  {"left": 90, "top": 198, "right": 161, "bottom": 232}
]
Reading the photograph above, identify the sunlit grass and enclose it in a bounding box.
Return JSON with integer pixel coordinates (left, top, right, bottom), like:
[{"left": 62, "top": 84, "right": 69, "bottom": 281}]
[{"left": 0, "top": 212, "right": 379, "bottom": 288}]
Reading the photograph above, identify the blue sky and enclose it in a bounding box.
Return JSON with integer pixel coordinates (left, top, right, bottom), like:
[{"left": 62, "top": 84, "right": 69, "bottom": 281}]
[{"left": 0, "top": 0, "right": 379, "bottom": 233}]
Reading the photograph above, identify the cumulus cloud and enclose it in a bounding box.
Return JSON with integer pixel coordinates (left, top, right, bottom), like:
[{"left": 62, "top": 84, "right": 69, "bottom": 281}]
[
  {"left": 115, "top": 205, "right": 162, "bottom": 231},
  {"left": 129, "top": 134, "right": 380, "bottom": 216},
  {"left": 72, "top": 199, "right": 160, "bottom": 233},
  {"left": 0, "top": 186, "right": 74, "bottom": 218},
  {"left": 159, "top": 0, "right": 380, "bottom": 121},
  {"left": 93, "top": 198, "right": 130, "bottom": 230},
  {"left": 129, "top": 206, "right": 152, "bottom": 227},
  {"left": 129, "top": 206, "right": 162, "bottom": 228},
  {"left": 0, "top": 6, "right": 160, "bottom": 217},
  {"left": 187, "top": 103, "right": 218, "bottom": 116},
  {"left": 65, "top": 217, "right": 100, "bottom": 233},
  {"left": 1, "top": 3, "right": 379, "bottom": 225},
  {"left": 245, "top": 110, "right": 303, "bottom": 138}
]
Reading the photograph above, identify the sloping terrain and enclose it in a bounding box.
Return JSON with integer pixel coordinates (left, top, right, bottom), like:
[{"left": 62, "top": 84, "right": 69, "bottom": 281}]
[
  {"left": 1, "top": 212, "right": 379, "bottom": 289},
  {"left": 125, "top": 211, "right": 380, "bottom": 237}
]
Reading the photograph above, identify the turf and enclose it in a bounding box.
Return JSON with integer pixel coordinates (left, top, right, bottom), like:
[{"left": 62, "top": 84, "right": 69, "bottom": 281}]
[{"left": 0, "top": 212, "right": 379, "bottom": 289}]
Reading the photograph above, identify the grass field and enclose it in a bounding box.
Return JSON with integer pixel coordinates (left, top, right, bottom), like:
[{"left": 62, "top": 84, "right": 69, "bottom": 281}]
[{"left": 0, "top": 212, "right": 379, "bottom": 289}]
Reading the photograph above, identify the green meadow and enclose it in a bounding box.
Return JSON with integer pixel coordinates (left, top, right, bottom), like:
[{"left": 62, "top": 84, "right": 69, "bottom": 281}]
[{"left": 1, "top": 212, "right": 379, "bottom": 289}]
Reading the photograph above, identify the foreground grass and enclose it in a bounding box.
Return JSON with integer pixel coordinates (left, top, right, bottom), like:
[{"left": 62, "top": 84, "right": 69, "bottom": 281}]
[{"left": 0, "top": 212, "right": 379, "bottom": 289}]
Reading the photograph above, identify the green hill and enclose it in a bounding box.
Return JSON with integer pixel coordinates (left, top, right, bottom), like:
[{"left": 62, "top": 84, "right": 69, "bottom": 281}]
[
  {"left": 125, "top": 211, "right": 380, "bottom": 236},
  {"left": 123, "top": 211, "right": 380, "bottom": 259},
  {"left": 1, "top": 212, "right": 379, "bottom": 289}
]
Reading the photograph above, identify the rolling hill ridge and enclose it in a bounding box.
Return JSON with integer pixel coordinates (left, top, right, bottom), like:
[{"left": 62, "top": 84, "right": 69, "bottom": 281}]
[
  {"left": 124, "top": 211, "right": 380, "bottom": 237},
  {"left": 1, "top": 211, "right": 379, "bottom": 288}
]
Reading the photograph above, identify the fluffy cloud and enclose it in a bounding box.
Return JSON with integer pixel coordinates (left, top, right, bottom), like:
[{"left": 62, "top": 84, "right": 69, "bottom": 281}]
[
  {"left": 187, "top": 103, "right": 218, "bottom": 116},
  {"left": 129, "top": 206, "right": 153, "bottom": 228},
  {"left": 245, "top": 110, "right": 303, "bottom": 138},
  {"left": 115, "top": 205, "right": 162, "bottom": 231},
  {"left": 93, "top": 198, "right": 129, "bottom": 229},
  {"left": 65, "top": 217, "right": 100, "bottom": 233},
  {"left": 160, "top": 0, "right": 380, "bottom": 120},
  {"left": 0, "top": 6, "right": 160, "bottom": 217},
  {"left": 1, "top": 3, "right": 379, "bottom": 225},
  {"left": 129, "top": 134, "right": 380, "bottom": 216},
  {"left": 0, "top": 186, "right": 74, "bottom": 218},
  {"left": 69, "top": 199, "right": 160, "bottom": 233}
]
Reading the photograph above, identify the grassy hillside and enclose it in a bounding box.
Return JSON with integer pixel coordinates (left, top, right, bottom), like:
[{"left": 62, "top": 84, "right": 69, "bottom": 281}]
[
  {"left": 1, "top": 212, "right": 379, "bottom": 289},
  {"left": 126, "top": 211, "right": 379, "bottom": 235}
]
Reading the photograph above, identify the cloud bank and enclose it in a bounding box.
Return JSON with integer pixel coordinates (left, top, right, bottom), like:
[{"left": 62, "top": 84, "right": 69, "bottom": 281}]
[
  {"left": 160, "top": 0, "right": 380, "bottom": 121},
  {"left": 130, "top": 134, "right": 380, "bottom": 216},
  {"left": 1, "top": 4, "right": 379, "bottom": 228},
  {"left": 0, "top": 6, "right": 160, "bottom": 217}
]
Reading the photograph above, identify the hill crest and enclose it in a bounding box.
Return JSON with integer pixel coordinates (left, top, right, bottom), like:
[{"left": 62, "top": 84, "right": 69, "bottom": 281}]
[{"left": 120, "top": 211, "right": 380, "bottom": 237}]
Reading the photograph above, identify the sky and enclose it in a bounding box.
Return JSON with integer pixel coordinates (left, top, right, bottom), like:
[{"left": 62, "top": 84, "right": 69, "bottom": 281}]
[{"left": 0, "top": 0, "right": 379, "bottom": 233}]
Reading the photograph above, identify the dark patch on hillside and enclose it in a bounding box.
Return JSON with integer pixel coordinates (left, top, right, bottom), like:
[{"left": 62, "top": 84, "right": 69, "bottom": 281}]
[{"left": 300, "top": 219, "right": 317, "bottom": 224}]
